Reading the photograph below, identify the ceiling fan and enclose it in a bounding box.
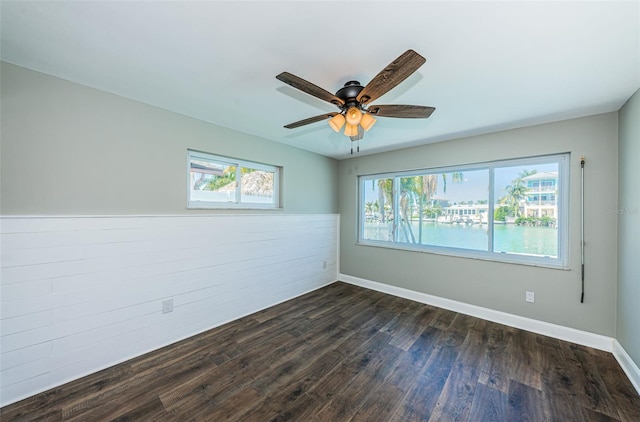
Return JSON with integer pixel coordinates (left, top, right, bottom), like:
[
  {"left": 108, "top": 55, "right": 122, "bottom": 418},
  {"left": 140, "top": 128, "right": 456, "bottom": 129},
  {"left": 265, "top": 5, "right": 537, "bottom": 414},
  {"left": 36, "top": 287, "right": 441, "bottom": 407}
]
[{"left": 276, "top": 49, "right": 435, "bottom": 153}]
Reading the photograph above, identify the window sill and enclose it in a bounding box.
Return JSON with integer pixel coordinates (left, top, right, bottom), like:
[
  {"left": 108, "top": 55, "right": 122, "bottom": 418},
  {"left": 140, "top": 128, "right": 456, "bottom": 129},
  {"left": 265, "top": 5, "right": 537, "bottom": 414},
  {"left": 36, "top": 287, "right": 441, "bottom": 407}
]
[
  {"left": 187, "top": 205, "right": 283, "bottom": 211},
  {"left": 356, "top": 240, "right": 570, "bottom": 271}
]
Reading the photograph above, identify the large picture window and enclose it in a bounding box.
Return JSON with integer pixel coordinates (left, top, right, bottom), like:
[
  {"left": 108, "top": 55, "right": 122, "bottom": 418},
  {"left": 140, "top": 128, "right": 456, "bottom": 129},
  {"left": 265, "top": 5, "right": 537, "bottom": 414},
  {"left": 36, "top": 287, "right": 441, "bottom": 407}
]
[
  {"left": 188, "top": 150, "right": 280, "bottom": 209},
  {"left": 359, "top": 154, "right": 569, "bottom": 267}
]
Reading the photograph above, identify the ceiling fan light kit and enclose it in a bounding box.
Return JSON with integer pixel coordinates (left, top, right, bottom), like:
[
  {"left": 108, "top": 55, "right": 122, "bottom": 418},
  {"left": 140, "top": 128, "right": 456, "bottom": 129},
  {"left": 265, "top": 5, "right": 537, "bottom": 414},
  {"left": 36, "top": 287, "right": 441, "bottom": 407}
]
[
  {"left": 276, "top": 49, "right": 436, "bottom": 152},
  {"left": 345, "top": 106, "right": 363, "bottom": 126},
  {"left": 344, "top": 123, "right": 359, "bottom": 137},
  {"left": 327, "top": 105, "right": 375, "bottom": 137},
  {"left": 360, "top": 112, "right": 376, "bottom": 131},
  {"left": 328, "top": 113, "right": 346, "bottom": 132}
]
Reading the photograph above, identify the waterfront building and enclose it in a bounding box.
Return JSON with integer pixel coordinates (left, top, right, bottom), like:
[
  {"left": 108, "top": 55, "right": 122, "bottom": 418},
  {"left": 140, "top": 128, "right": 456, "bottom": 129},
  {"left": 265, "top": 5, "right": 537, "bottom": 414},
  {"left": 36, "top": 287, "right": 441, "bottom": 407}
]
[
  {"left": 521, "top": 172, "right": 558, "bottom": 218},
  {"left": 438, "top": 203, "right": 489, "bottom": 224}
]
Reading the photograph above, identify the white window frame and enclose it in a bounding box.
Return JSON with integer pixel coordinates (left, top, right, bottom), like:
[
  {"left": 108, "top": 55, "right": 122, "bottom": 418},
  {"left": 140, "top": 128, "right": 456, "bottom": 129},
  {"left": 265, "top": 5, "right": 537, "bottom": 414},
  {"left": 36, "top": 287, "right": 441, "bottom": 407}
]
[
  {"left": 358, "top": 153, "right": 570, "bottom": 269},
  {"left": 187, "top": 150, "right": 281, "bottom": 209}
]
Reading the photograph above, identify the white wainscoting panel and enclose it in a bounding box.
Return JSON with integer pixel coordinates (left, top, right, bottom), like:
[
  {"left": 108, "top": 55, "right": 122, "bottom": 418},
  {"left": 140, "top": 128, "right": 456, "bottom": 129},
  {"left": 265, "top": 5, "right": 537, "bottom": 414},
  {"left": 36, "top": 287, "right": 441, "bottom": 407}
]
[{"left": 0, "top": 214, "right": 338, "bottom": 407}]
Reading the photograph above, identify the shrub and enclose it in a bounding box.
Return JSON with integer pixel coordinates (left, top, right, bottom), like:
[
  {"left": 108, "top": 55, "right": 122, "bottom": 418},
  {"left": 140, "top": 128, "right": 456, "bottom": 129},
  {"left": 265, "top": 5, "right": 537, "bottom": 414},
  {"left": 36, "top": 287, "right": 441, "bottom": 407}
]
[{"left": 494, "top": 206, "right": 510, "bottom": 222}]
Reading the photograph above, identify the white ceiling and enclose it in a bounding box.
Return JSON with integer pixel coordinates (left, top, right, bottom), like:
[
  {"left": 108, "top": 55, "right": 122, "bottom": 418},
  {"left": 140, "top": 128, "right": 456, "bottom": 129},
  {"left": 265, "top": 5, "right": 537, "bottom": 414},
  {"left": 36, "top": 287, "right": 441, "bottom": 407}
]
[{"left": 2, "top": 1, "right": 639, "bottom": 159}]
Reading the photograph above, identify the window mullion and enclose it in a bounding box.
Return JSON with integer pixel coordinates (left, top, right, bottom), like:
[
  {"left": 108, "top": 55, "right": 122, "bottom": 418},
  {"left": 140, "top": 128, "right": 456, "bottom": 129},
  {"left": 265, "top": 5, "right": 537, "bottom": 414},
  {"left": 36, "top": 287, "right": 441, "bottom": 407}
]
[
  {"left": 393, "top": 177, "right": 400, "bottom": 242},
  {"left": 359, "top": 178, "right": 364, "bottom": 241},
  {"left": 558, "top": 155, "right": 568, "bottom": 264},
  {"left": 235, "top": 166, "right": 242, "bottom": 204},
  {"left": 488, "top": 167, "right": 495, "bottom": 252}
]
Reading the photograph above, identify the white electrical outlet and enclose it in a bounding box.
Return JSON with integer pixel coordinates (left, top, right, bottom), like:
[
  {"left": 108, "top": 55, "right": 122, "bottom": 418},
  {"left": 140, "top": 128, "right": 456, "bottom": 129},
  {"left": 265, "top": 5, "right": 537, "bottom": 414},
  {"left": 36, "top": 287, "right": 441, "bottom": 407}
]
[
  {"left": 525, "top": 291, "right": 535, "bottom": 303},
  {"left": 162, "top": 299, "right": 174, "bottom": 314}
]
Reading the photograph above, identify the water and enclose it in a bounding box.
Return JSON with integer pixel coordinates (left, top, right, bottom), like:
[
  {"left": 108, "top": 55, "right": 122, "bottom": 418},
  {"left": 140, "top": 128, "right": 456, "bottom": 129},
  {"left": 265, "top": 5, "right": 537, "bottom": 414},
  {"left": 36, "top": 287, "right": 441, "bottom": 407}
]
[{"left": 364, "top": 221, "right": 557, "bottom": 257}]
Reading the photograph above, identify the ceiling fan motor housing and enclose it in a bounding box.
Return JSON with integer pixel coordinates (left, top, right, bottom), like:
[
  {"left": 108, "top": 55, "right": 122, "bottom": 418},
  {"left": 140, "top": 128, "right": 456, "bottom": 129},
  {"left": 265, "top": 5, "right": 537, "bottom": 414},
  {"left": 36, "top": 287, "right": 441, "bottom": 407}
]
[{"left": 336, "top": 81, "right": 365, "bottom": 109}]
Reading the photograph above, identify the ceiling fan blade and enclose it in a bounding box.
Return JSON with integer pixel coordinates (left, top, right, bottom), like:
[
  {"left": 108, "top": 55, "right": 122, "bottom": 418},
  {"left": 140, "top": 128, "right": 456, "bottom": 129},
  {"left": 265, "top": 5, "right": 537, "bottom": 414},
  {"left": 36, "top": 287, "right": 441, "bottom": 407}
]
[
  {"left": 284, "top": 112, "right": 338, "bottom": 129},
  {"left": 357, "top": 50, "right": 426, "bottom": 105},
  {"left": 276, "top": 72, "right": 345, "bottom": 106},
  {"left": 367, "top": 104, "right": 435, "bottom": 119},
  {"left": 350, "top": 125, "right": 364, "bottom": 141}
]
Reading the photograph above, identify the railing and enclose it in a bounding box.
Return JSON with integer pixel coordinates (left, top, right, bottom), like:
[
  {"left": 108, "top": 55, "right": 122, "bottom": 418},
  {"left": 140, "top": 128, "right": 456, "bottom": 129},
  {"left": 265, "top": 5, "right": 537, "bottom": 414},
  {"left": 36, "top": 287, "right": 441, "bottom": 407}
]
[
  {"left": 527, "top": 186, "right": 556, "bottom": 192},
  {"left": 526, "top": 201, "right": 556, "bottom": 206}
]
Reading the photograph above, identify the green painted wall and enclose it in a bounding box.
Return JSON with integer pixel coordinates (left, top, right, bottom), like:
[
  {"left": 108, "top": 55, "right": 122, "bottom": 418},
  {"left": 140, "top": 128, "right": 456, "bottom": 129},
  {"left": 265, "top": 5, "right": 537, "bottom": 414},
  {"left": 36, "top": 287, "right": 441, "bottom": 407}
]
[
  {"left": 617, "top": 88, "right": 640, "bottom": 367},
  {"left": 0, "top": 62, "right": 338, "bottom": 215},
  {"left": 339, "top": 113, "right": 619, "bottom": 336}
]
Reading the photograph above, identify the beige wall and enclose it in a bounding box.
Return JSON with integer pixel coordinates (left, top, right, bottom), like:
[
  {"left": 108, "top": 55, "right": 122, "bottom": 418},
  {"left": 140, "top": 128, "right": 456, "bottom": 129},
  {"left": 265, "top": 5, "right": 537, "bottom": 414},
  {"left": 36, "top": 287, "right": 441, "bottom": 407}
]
[
  {"left": 339, "top": 113, "right": 618, "bottom": 336},
  {"left": 617, "top": 88, "right": 640, "bottom": 366},
  {"left": 0, "top": 62, "right": 338, "bottom": 215}
]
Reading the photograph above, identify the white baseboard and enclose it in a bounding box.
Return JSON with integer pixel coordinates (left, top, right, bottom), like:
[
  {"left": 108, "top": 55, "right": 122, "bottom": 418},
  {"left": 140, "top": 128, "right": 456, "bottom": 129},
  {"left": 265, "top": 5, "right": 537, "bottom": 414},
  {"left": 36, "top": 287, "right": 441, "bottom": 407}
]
[
  {"left": 613, "top": 340, "right": 640, "bottom": 395},
  {"left": 339, "top": 274, "right": 614, "bottom": 352}
]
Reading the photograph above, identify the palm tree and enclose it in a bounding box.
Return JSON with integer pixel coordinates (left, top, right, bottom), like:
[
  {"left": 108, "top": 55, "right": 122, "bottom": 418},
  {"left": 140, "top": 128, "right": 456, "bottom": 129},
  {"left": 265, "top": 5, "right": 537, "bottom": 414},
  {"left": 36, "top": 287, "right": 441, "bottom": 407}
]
[
  {"left": 374, "top": 179, "right": 393, "bottom": 223},
  {"left": 365, "top": 201, "right": 376, "bottom": 217},
  {"left": 399, "top": 189, "right": 416, "bottom": 243},
  {"left": 423, "top": 203, "right": 442, "bottom": 219},
  {"left": 441, "top": 172, "right": 464, "bottom": 194},
  {"left": 403, "top": 172, "right": 464, "bottom": 243},
  {"left": 373, "top": 172, "right": 464, "bottom": 244},
  {"left": 499, "top": 169, "right": 536, "bottom": 218},
  {"left": 413, "top": 175, "right": 437, "bottom": 243},
  {"left": 500, "top": 179, "right": 527, "bottom": 217},
  {"left": 519, "top": 169, "right": 537, "bottom": 179},
  {"left": 421, "top": 172, "right": 463, "bottom": 236}
]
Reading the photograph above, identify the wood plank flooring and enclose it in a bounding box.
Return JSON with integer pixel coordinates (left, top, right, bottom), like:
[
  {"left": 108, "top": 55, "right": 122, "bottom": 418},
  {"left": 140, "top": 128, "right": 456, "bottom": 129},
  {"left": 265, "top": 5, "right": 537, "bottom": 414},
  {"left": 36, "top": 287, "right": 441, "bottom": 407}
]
[{"left": 2, "top": 282, "right": 639, "bottom": 421}]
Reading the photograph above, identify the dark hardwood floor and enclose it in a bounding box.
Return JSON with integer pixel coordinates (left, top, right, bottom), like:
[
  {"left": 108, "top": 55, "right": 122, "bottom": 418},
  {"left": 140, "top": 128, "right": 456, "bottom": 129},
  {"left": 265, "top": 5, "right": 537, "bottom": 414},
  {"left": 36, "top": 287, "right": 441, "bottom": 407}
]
[{"left": 2, "top": 282, "right": 639, "bottom": 421}]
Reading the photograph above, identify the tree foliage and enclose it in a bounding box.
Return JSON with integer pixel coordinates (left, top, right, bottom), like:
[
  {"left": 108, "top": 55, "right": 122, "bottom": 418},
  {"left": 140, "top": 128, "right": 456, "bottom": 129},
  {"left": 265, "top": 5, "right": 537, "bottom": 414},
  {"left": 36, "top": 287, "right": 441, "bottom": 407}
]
[
  {"left": 494, "top": 206, "right": 511, "bottom": 222},
  {"left": 372, "top": 172, "right": 465, "bottom": 244},
  {"left": 498, "top": 169, "right": 536, "bottom": 217}
]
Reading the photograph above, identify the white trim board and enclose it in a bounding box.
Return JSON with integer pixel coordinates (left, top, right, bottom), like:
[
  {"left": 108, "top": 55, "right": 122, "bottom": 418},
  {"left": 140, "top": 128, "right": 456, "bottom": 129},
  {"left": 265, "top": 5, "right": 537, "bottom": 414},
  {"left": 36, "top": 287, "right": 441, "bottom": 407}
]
[
  {"left": 613, "top": 340, "right": 640, "bottom": 395},
  {"left": 340, "top": 273, "right": 640, "bottom": 396}
]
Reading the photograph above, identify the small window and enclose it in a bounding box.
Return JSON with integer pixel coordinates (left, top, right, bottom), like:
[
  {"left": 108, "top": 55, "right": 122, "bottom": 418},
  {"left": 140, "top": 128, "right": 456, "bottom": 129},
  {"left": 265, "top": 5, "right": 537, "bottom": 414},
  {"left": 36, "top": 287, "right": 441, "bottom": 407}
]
[{"left": 188, "top": 150, "right": 280, "bottom": 209}]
